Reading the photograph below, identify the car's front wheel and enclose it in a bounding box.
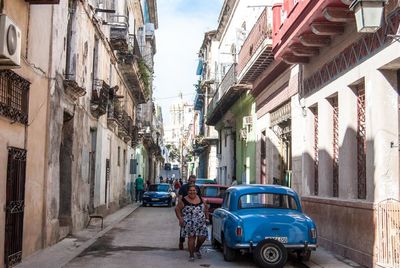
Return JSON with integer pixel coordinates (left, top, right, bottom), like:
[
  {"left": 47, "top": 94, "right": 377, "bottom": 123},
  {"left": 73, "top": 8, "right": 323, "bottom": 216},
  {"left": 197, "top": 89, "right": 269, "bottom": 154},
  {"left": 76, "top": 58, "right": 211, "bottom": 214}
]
[{"left": 253, "top": 239, "right": 287, "bottom": 268}]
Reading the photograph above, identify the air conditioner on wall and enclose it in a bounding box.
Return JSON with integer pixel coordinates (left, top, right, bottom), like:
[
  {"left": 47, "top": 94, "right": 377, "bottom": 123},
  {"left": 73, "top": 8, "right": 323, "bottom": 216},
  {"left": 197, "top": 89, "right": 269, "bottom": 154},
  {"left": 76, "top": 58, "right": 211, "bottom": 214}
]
[{"left": 0, "top": 15, "right": 21, "bottom": 69}]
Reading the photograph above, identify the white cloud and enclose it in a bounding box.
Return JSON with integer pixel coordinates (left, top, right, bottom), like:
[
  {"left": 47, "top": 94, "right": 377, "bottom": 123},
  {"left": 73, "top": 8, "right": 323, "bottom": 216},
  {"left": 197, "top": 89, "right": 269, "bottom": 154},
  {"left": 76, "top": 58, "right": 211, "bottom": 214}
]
[{"left": 153, "top": 0, "right": 223, "bottom": 124}]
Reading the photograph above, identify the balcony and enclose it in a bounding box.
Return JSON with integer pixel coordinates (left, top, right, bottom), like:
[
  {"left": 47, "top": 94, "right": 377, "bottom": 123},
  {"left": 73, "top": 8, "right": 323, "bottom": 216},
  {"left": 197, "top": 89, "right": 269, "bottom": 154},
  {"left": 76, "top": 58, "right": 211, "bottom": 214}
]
[
  {"left": 63, "top": 75, "right": 86, "bottom": 102},
  {"left": 117, "top": 35, "right": 150, "bottom": 104},
  {"left": 107, "top": 99, "right": 121, "bottom": 130},
  {"left": 118, "top": 110, "right": 133, "bottom": 142},
  {"left": 236, "top": 7, "right": 274, "bottom": 84},
  {"left": 206, "top": 64, "right": 250, "bottom": 126},
  {"left": 90, "top": 80, "right": 109, "bottom": 118},
  {"left": 108, "top": 15, "right": 129, "bottom": 52},
  {"left": 272, "top": 0, "right": 355, "bottom": 63}
]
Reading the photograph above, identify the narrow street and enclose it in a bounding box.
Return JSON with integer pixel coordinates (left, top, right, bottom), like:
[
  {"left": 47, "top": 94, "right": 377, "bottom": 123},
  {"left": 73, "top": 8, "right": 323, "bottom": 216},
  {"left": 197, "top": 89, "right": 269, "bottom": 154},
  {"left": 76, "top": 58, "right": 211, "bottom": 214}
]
[{"left": 65, "top": 206, "right": 352, "bottom": 268}]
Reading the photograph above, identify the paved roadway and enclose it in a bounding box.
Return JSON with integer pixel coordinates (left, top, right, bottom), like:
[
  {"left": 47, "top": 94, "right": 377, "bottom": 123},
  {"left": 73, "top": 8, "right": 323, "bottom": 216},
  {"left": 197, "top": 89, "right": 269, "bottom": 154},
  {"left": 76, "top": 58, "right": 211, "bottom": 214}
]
[{"left": 65, "top": 206, "right": 327, "bottom": 268}]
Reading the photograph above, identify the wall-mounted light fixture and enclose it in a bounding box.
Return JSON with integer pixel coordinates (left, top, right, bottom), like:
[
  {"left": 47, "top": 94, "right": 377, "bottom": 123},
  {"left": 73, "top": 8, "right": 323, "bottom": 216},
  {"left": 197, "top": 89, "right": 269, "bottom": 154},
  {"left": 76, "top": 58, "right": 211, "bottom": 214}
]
[{"left": 350, "top": 0, "right": 387, "bottom": 33}]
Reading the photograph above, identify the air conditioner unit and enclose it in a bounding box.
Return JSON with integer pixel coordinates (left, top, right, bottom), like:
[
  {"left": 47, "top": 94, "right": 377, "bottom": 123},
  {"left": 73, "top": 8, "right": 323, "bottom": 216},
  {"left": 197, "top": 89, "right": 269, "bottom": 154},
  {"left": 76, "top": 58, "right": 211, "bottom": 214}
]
[
  {"left": 0, "top": 15, "right": 21, "bottom": 69},
  {"left": 243, "top": 116, "right": 253, "bottom": 126}
]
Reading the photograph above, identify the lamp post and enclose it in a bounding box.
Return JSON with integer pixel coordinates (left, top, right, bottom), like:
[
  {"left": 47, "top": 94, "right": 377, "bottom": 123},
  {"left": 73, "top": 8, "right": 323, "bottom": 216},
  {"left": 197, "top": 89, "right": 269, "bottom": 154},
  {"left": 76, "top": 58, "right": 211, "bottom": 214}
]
[{"left": 350, "top": 0, "right": 387, "bottom": 33}]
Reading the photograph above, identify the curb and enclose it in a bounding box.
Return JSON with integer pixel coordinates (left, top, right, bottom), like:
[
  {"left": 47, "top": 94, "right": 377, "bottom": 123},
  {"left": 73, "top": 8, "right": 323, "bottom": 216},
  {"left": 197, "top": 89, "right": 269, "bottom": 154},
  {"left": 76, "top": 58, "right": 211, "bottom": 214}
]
[{"left": 16, "top": 203, "right": 142, "bottom": 268}]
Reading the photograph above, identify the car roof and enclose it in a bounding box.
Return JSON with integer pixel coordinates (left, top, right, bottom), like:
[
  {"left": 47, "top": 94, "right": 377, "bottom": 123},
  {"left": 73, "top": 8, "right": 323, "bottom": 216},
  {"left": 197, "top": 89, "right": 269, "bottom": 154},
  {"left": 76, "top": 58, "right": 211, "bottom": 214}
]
[
  {"left": 201, "top": 184, "right": 227, "bottom": 188},
  {"left": 227, "top": 184, "right": 296, "bottom": 195}
]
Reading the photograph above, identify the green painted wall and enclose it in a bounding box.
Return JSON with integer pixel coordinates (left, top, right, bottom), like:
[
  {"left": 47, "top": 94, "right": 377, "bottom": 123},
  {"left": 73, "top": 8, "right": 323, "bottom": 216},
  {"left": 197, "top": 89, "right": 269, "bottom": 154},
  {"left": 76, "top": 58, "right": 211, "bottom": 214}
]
[
  {"left": 135, "top": 145, "right": 148, "bottom": 180},
  {"left": 231, "top": 93, "right": 257, "bottom": 184}
]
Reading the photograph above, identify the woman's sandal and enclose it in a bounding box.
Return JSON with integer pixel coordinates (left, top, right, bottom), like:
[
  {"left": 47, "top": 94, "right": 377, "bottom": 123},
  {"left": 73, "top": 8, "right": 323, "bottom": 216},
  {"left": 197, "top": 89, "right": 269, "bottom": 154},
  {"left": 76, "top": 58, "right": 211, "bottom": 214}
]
[{"left": 189, "top": 256, "right": 195, "bottom": 262}]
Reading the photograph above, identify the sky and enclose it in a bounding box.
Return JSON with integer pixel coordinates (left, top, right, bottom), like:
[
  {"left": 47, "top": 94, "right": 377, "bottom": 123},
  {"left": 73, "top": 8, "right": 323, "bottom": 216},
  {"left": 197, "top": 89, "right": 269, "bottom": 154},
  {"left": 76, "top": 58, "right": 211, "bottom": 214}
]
[{"left": 153, "top": 0, "right": 224, "bottom": 125}]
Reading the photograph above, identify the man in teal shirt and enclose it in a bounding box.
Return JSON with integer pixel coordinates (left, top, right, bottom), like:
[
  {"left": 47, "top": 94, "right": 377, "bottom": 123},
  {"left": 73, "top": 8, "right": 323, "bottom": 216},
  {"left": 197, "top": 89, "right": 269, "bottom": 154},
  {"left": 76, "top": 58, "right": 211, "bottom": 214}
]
[{"left": 135, "top": 175, "right": 145, "bottom": 203}]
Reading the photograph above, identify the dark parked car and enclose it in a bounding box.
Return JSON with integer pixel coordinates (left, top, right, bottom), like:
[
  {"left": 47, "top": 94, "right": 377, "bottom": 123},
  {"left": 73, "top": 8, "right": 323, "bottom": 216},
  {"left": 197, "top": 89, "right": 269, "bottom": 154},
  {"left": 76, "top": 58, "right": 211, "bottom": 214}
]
[
  {"left": 212, "top": 184, "right": 317, "bottom": 267},
  {"left": 164, "top": 163, "right": 171, "bottom": 170},
  {"left": 195, "top": 178, "right": 217, "bottom": 186},
  {"left": 200, "top": 184, "right": 228, "bottom": 222},
  {"left": 142, "top": 183, "right": 176, "bottom": 207}
]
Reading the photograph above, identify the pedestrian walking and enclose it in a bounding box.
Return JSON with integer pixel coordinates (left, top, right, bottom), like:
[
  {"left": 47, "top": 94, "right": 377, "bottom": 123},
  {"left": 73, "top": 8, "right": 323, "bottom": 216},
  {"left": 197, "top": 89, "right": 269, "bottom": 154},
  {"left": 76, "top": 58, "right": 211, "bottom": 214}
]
[
  {"left": 175, "top": 184, "right": 209, "bottom": 262},
  {"left": 135, "top": 175, "right": 145, "bottom": 203},
  {"left": 174, "top": 179, "right": 181, "bottom": 196},
  {"left": 231, "top": 175, "right": 238, "bottom": 186},
  {"left": 177, "top": 175, "right": 202, "bottom": 250}
]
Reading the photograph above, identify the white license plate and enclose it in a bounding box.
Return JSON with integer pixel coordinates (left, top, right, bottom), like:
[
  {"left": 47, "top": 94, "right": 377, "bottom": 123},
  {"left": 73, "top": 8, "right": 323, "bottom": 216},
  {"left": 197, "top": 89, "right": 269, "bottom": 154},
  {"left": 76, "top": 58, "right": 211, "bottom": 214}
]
[
  {"left": 152, "top": 198, "right": 159, "bottom": 201},
  {"left": 266, "top": 236, "right": 288, "bottom": 243}
]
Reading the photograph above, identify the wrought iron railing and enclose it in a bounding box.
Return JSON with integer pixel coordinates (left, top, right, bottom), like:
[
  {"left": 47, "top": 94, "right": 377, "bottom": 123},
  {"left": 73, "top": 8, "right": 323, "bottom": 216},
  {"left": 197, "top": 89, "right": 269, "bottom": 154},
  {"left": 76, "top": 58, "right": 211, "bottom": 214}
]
[
  {"left": 90, "top": 79, "right": 109, "bottom": 118},
  {"left": 236, "top": 7, "right": 273, "bottom": 76},
  {"left": 207, "top": 64, "right": 236, "bottom": 117},
  {"left": 0, "top": 71, "right": 29, "bottom": 125}
]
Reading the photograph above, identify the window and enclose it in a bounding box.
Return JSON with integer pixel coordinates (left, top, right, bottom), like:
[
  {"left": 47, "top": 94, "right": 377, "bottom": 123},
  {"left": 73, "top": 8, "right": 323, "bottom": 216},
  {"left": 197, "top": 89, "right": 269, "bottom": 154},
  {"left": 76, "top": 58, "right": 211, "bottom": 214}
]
[
  {"left": 238, "top": 193, "right": 298, "bottom": 210},
  {"left": 117, "top": 146, "right": 120, "bottom": 166},
  {"left": 0, "top": 71, "right": 30, "bottom": 124}
]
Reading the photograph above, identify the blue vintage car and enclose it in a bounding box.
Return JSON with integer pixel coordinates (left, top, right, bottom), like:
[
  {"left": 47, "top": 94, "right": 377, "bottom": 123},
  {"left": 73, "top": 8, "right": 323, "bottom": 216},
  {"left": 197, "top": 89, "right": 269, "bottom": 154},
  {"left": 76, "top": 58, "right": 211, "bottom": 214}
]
[
  {"left": 142, "top": 183, "right": 176, "bottom": 207},
  {"left": 212, "top": 184, "right": 317, "bottom": 267}
]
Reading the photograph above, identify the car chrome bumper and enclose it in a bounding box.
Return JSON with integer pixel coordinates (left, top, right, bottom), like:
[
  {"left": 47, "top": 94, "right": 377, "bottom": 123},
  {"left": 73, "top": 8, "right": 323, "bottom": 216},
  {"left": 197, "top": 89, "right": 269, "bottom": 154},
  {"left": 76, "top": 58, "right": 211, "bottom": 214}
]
[{"left": 233, "top": 242, "right": 318, "bottom": 250}]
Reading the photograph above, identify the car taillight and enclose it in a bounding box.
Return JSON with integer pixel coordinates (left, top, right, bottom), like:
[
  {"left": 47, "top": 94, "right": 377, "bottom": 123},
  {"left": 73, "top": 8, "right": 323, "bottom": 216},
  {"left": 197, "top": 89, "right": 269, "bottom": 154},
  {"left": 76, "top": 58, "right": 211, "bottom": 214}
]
[
  {"left": 236, "top": 226, "right": 242, "bottom": 237},
  {"left": 310, "top": 228, "right": 317, "bottom": 239}
]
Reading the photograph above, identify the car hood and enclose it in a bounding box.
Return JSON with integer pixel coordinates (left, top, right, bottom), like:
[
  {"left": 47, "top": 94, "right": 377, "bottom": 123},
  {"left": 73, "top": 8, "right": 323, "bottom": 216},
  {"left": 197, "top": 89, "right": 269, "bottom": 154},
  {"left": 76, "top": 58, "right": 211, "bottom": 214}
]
[{"left": 235, "top": 209, "right": 315, "bottom": 244}]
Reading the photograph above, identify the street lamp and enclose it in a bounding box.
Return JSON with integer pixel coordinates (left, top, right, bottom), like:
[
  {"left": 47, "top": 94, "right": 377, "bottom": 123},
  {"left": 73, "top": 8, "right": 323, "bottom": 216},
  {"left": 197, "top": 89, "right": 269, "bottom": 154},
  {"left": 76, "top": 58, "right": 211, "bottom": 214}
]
[{"left": 350, "top": 0, "right": 387, "bottom": 33}]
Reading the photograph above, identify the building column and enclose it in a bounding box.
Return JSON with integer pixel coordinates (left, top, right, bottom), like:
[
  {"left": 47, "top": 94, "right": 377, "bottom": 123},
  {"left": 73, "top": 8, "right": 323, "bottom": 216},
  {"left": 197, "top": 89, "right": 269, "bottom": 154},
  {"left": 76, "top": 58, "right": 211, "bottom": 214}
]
[
  {"left": 338, "top": 87, "right": 358, "bottom": 199},
  {"left": 318, "top": 98, "right": 333, "bottom": 197},
  {"left": 366, "top": 70, "right": 399, "bottom": 202}
]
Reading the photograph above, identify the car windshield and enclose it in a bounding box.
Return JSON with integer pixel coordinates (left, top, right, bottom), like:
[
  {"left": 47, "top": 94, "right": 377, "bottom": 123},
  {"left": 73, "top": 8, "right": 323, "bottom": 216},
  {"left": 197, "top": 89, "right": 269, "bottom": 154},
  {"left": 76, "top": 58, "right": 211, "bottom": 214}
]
[
  {"left": 148, "top": 184, "right": 169, "bottom": 192},
  {"left": 202, "top": 187, "right": 226, "bottom": 197},
  {"left": 196, "top": 179, "right": 216, "bottom": 184},
  {"left": 239, "top": 193, "right": 298, "bottom": 210}
]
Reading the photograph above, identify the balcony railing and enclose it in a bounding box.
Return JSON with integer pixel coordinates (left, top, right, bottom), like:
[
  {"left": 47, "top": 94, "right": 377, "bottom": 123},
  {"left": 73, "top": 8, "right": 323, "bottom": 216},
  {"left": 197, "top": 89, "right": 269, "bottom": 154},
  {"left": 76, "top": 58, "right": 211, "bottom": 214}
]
[
  {"left": 236, "top": 7, "right": 273, "bottom": 79},
  {"left": 64, "top": 74, "right": 86, "bottom": 102},
  {"left": 207, "top": 64, "right": 236, "bottom": 118},
  {"left": 107, "top": 99, "right": 121, "bottom": 129},
  {"left": 108, "top": 15, "right": 129, "bottom": 51},
  {"left": 117, "top": 35, "right": 149, "bottom": 104},
  {"left": 90, "top": 79, "right": 109, "bottom": 118}
]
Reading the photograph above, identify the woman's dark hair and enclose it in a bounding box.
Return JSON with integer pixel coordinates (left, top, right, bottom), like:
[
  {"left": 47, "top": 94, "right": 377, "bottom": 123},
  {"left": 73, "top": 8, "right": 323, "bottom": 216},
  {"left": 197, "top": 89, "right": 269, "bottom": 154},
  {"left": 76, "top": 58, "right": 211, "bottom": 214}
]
[{"left": 187, "top": 183, "right": 197, "bottom": 190}]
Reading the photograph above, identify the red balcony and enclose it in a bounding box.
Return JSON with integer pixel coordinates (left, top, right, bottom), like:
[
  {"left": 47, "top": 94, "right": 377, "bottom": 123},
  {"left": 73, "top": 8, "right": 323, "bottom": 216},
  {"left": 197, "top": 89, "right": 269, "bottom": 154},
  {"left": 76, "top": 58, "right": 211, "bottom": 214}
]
[
  {"left": 272, "top": 0, "right": 355, "bottom": 64},
  {"left": 236, "top": 7, "right": 274, "bottom": 84}
]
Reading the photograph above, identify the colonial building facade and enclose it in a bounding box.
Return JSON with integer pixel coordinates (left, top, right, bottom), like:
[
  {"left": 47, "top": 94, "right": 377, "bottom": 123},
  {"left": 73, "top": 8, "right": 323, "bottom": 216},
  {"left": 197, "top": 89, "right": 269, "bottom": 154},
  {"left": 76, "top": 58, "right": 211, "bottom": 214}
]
[
  {"left": 0, "top": 0, "right": 160, "bottom": 267},
  {"left": 196, "top": 0, "right": 400, "bottom": 267}
]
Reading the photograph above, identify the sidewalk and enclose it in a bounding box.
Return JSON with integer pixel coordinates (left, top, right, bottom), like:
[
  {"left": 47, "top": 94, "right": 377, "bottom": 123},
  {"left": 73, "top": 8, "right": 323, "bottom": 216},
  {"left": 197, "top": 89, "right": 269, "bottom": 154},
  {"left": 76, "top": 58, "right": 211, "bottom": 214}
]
[{"left": 16, "top": 203, "right": 142, "bottom": 268}]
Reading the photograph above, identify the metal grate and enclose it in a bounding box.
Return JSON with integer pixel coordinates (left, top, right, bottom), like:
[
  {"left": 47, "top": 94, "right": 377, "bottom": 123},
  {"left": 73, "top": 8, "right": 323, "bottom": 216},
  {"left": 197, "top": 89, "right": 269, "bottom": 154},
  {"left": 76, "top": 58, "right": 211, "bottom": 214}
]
[
  {"left": 332, "top": 97, "right": 339, "bottom": 197},
  {"left": 5, "top": 147, "right": 27, "bottom": 268},
  {"left": 312, "top": 107, "right": 319, "bottom": 196},
  {"left": 377, "top": 199, "right": 400, "bottom": 268},
  {"left": 357, "top": 88, "right": 366, "bottom": 199},
  {"left": 0, "top": 71, "right": 30, "bottom": 124},
  {"left": 303, "top": 10, "right": 400, "bottom": 97}
]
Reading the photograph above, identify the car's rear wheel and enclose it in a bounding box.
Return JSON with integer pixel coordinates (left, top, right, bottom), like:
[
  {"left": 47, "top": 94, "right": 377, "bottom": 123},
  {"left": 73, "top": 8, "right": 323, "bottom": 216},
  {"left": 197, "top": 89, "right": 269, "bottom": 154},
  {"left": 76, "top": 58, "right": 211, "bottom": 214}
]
[
  {"left": 253, "top": 239, "right": 287, "bottom": 268},
  {"left": 223, "top": 237, "right": 236, "bottom": 262}
]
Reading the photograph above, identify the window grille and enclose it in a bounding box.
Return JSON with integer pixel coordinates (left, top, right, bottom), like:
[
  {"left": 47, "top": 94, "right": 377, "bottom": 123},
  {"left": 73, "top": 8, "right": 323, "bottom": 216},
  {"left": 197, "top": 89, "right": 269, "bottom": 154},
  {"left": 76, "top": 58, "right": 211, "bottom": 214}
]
[
  {"left": 332, "top": 97, "right": 339, "bottom": 197},
  {"left": 0, "top": 71, "right": 30, "bottom": 124},
  {"left": 312, "top": 107, "right": 319, "bottom": 195},
  {"left": 357, "top": 88, "right": 366, "bottom": 199}
]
